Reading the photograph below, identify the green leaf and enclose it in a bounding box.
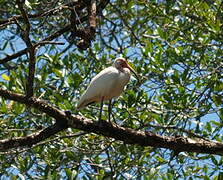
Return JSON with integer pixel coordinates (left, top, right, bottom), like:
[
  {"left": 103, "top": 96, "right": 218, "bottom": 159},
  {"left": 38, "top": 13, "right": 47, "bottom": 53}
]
[
  {"left": 219, "top": 108, "right": 223, "bottom": 121},
  {"left": 217, "top": 172, "right": 223, "bottom": 180},
  {"left": 68, "top": 73, "right": 82, "bottom": 88},
  {"left": 212, "top": 95, "right": 223, "bottom": 106},
  {"left": 205, "top": 122, "right": 212, "bottom": 133},
  {"left": 155, "top": 155, "right": 166, "bottom": 163},
  {"left": 25, "top": 0, "right": 32, "bottom": 9},
  {"left": 2, "top": 74, "right": 10, "bottom": 81},
  {"left": 214, "top": 81, "right": 223, "bottom": 92},
  {"left": 52, "top": 68, "right": 63, "bottom": 77},
  {"left": 211, "top": 156, "right": 218, "bottom": 165}
]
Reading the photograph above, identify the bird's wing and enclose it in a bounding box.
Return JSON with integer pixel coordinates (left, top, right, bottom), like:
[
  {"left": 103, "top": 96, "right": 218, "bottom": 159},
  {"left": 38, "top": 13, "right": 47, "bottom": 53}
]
[{"left": 77, "top": 67, "right": 119, "bottom": 109}]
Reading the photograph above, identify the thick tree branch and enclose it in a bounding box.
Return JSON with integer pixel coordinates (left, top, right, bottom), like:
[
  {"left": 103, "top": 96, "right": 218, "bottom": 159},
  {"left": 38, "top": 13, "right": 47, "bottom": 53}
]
[
  {"left": 0, "top": 88, "right": 66, "bottom": 122},
  {"left": 0, "top": 87, "right": 223, "bottom": 155},
  {"left": 71, "top": 0, "right": 97, "bottom": 50},
  {"left": 0, "top": 123, "right": 66, "bottom": 151},
  {"left": 67, "top": 116, "right": 223, "bottom": 156}
]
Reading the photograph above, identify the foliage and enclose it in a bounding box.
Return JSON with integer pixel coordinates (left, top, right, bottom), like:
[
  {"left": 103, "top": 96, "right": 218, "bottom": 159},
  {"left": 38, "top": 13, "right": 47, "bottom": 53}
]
[{"left": 0, "top": 0, "right": 223, "bottom": 179}]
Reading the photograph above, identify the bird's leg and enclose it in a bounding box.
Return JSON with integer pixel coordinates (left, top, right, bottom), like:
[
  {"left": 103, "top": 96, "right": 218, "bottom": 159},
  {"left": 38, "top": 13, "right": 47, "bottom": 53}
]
[
  {"left": 99, "top": 97, "right": 104, "bottom": 122},
  {"left": 111, "top": 100, "right": 118, "bottom": 125},
  {"left": 108, "top": 99, "right": 112, "bottom": 123}
]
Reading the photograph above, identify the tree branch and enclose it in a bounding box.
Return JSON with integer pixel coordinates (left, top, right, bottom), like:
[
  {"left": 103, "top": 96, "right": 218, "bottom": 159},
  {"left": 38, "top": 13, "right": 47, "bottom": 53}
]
[
  {"left": 0, "top": 123, "right": 66, "bottom": 151},
  {"left": 16, "top": 0, "right": 31, "bottom": 46},
  {"left": 16, "top": 0, "right": 36, "bottom": 97},
  {"left": 0, "top": 0, "right": 109, "bottom": 63},
  {"left": 89, "top": 0, "right": 97, "bottom": 31},
  {"left": 0, "top": 132, "right": 87, "bottom": 155},
  {"left": 26, "top": 47, "right": 35, "bottom": 98},
  {"left": 0, "top": 24, "right": 71, "bottom": 64},
  {"left": 72, "top": 0, "right": 97, "bottom": 50},
  {"left": 0, "top": 87, "right": 223, "bottom": 155}
]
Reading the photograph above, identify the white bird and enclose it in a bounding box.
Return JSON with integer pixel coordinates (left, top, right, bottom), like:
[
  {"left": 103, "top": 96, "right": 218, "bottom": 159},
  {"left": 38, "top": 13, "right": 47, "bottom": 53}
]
[{"left": 77, "top": 57, "right": 138, "bottom": 122}]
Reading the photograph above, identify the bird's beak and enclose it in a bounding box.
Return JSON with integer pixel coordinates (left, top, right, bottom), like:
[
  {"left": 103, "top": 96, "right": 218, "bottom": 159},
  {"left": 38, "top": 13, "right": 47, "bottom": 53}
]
[{"left": 126, "top": 61, "right": 139, "bottom": 81}]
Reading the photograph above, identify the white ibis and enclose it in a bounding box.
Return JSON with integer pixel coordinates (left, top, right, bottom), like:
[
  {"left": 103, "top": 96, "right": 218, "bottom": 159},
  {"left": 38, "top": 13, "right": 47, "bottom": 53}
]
[{"left": 77, "top": 57, "right": 138, "bottom": 122}]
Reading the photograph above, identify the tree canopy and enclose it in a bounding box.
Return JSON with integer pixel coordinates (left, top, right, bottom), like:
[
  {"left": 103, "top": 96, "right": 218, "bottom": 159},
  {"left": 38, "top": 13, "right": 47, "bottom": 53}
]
[{"left": 0, "top": 0, "right": 223, "bottom": 179}]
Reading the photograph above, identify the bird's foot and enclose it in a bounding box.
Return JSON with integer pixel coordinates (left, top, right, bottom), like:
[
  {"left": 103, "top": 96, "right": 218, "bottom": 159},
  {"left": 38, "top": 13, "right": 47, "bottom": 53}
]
[
  {"left": 65, "top": 110, "right": 72, "bottom": 117},
  {"left": 97, "top": 119, "right": 113, "bottom": 127},
  {"left": 97, "top": 119, "right": 103, "bottom": 127}
]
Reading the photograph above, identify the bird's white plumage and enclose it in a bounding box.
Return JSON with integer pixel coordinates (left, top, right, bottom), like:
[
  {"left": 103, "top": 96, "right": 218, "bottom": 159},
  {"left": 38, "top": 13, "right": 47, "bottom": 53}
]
[{"left": 77, "top": 59, "right": 132, "bottom": 110}]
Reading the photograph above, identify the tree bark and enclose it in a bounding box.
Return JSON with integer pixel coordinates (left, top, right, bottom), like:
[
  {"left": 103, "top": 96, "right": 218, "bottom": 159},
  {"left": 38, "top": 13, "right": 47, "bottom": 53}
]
[{"left": 0, "top": 88, "right": 223, "bottom": 155}]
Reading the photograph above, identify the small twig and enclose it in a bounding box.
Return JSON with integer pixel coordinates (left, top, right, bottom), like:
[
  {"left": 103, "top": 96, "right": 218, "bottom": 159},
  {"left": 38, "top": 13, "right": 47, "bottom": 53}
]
[
  {"left": 4, "top": 128, "right": 37, "bottom": 132},
  {"left": 139, "top": 123, "right": 210, "bottom": 140},
  {"left": 0, "top": 23, "right": 78, "bottom": 64},
  {"left": 106, "top": 148, "right": 115, "bottom": 175},
  {"left": 0, "top": 1, "right": 84, "bottom": 28},
  {"left": 34, "top": 41, "right": 65, "bottom": 48},
  {"left": 37, "top": 91, "right": 46, "bottom": 100}
]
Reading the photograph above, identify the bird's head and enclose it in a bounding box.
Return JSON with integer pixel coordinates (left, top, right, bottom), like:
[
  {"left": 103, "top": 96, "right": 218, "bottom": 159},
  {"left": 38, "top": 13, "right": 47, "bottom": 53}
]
[{"left": 114, "top": 58, "right": 138, "bottom": 79}]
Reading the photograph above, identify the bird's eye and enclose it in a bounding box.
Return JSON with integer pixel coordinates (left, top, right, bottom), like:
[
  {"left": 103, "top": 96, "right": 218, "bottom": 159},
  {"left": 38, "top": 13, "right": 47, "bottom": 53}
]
[
  {"left": 115, "top": 59, "right": 126, "bottom": 68},
  {"left": 120, "top": 61, "right": 126, "bottom": 67},
  {"left": 117, "top": 61, "right": 122, "bottom": 66}
]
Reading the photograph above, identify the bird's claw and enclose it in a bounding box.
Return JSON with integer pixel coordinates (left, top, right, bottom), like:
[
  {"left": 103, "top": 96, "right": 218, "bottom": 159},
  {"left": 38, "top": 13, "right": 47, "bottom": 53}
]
[
  {"left": 65, "top": 110, "right": 72, "bottom": 117},
  {"left": 97, "top": 120, "right": 113, "bottom": 127}
]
